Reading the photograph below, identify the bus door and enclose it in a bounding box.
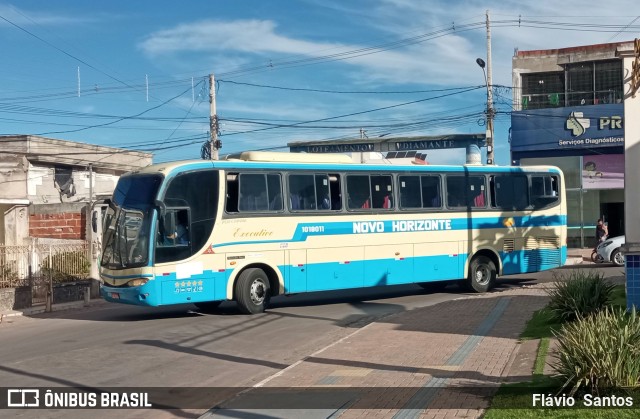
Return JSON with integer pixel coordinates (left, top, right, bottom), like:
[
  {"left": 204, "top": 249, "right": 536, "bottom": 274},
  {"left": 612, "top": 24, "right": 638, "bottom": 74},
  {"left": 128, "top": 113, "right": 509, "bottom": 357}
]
[{"left": 89, "top": 201, "right": 108, "bottom": 281}]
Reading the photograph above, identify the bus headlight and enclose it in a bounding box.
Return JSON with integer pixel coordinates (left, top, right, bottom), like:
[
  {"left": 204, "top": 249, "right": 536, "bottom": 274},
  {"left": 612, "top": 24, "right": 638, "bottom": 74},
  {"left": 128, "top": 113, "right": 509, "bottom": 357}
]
[{"left": 127, "top": 278, "right": 150, "bottom": 287}]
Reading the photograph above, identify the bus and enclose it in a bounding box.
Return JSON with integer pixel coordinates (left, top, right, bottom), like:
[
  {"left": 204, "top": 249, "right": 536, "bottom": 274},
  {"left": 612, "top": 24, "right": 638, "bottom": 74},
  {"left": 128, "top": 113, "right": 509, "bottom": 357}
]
[{"left": 99, "top": 151, "right": 566, "bottom": 314}]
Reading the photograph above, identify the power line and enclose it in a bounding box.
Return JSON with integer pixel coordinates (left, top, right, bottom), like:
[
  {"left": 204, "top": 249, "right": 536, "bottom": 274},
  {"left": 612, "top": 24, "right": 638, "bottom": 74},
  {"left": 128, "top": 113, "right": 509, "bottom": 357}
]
[
  {"left": 0, "top": 11, "right": 143, "bottom": 94},
  {"left": 34, "top": 80, "right": 203, "bottom": 136},
  {"left": 220, "top": 86, "right": 484, "bottom": 137},
  {"left": 218, "top": 79, "right": 481, "bottom": 94}
]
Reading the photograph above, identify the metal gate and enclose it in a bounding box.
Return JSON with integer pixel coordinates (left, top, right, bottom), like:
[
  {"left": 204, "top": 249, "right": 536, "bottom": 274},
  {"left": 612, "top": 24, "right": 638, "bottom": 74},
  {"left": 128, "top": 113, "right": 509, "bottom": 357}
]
[{"left": 1, "top": 242, "right": 90, "bottom": 306}]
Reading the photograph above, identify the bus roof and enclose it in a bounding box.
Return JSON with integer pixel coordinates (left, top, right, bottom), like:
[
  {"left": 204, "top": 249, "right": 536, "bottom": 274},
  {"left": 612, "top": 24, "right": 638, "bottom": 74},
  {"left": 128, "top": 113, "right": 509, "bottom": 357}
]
[
  {"left": 226, "top": 151, "right": 353, "bottom": 164},
  {"left": 127, "top": 153, "right": 562, "bottom": 176}
]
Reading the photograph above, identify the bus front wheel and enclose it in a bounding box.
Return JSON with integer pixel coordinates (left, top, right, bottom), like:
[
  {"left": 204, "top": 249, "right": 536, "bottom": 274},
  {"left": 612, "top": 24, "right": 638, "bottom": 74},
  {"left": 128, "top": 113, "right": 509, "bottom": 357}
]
[
  {"left": 465, "top": 255, "right": 496, "bottom": 293},
  {"left": 235, "top": 268, "right": 271, "bottom": 314}
]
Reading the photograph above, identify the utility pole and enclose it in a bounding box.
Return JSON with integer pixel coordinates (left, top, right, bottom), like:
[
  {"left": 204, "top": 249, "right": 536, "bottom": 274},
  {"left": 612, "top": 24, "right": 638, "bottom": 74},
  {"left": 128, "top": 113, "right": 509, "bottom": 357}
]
[
  {"left": 485, "top": 10, "right": 495, "bottom": 165},
  {"left": 209, "top": 73, "right": 219, "bottom": 160},
  {"left": 88, "top": 163, "right": 93, "bottom": 203}
]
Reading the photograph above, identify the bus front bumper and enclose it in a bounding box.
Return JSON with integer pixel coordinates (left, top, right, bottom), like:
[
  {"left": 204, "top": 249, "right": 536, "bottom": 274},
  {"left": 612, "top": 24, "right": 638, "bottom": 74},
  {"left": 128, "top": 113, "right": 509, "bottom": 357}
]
[{"left": 100, "top": 283, "right": 158, "bottom": 306}]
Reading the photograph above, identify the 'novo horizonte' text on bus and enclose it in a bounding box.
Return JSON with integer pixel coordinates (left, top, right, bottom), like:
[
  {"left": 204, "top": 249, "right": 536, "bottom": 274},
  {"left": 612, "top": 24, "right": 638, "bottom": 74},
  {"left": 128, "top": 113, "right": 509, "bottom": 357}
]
[{"left": 99, "top": 151, "right": 567, "bottom": 314}]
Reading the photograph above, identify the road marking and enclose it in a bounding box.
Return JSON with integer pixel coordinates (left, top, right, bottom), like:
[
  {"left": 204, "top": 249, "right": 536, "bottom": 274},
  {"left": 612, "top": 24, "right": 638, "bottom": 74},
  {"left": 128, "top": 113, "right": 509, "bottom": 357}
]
[{"left": 253, "top": 323, "right": 374, "bottom": 388}]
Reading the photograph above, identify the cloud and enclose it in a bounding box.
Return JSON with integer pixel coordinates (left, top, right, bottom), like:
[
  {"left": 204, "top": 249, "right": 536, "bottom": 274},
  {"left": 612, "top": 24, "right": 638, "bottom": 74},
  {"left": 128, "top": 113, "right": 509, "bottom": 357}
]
[
  {"left": 0, "top": 4, "right": 97, "bottom": 26},
  {"left": 137, "top": 0, "right": 639, "bottom": 164},
  {"left": 138, "top": 17, "right": 486, "bottom": 86},
  {"left": 139, "top": 19, "right": 346, "bottom": 56}
]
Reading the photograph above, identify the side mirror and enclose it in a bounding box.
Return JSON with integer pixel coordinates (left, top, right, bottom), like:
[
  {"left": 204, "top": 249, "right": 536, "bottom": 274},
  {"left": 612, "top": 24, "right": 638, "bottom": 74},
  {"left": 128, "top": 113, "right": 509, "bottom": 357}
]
[
  {"left": 104, "top": 198, "right": 116, "bottom": 211},
  {"left": 154, "top": 200, "right": 167, "bottom": 217}
]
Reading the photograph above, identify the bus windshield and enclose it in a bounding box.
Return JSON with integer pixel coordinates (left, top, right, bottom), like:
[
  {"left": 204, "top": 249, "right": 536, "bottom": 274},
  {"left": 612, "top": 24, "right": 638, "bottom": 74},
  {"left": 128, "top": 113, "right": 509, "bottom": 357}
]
[{"left": 101, "top": 174, "right": 163, "bottom": 269}]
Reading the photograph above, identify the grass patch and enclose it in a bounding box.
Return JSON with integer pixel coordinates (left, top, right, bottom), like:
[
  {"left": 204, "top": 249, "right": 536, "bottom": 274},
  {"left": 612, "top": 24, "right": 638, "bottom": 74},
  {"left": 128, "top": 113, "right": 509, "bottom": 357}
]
[
  {"left": 520, "top": 285, "right": 626, "bottom": 341},
  {"left": 533, "top": 337, "right": 550, "bottom": 376},
  {"left": 520, "top": 308, "right": 563, "bottom": 340},
  {"left": 611, "top": 284, "right": 627, "bottom": 309}
]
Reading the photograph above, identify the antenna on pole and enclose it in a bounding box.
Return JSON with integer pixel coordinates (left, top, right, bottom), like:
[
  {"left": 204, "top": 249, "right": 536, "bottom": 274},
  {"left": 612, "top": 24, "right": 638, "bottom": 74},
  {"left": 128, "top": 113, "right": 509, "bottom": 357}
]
[{"left": 77, "top": 67, "right": 81, "bottom": 97}]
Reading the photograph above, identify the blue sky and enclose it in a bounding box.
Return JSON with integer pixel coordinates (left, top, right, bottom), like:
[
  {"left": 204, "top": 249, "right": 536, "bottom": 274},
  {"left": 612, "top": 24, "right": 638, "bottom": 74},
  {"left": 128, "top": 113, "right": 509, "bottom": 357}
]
[{"left": 0, "top": 1, "right": 638, "bottom": 165}]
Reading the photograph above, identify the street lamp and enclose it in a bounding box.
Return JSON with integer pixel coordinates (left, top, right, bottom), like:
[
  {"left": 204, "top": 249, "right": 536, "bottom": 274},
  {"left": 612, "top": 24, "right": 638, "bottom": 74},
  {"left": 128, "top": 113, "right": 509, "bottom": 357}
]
[{"left": 476, "top": 57, "right": 495, "bottom": 165}]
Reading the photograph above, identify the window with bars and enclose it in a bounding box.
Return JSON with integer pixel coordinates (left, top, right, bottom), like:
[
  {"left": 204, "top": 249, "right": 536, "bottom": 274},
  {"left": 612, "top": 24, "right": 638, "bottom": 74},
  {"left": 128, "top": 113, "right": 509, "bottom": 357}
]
[{"left": 521, "top": 60, "right": 622, "bottom": 110}]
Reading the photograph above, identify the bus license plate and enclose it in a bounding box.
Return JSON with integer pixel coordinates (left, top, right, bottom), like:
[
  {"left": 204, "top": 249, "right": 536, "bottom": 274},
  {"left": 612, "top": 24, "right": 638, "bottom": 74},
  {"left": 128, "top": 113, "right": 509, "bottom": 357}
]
[{"left": 111, "top": 292, "right": 120, "bottom": 299}]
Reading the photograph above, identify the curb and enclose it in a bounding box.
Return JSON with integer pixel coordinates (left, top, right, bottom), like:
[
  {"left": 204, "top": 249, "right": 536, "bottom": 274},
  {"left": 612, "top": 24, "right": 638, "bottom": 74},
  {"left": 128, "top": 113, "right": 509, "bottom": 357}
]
[
  {"left": 565, "top": 256, "right": 586, "bottom": 265},
  {"left": 0, "top": 298, "right": 105, "bottom": 320}
]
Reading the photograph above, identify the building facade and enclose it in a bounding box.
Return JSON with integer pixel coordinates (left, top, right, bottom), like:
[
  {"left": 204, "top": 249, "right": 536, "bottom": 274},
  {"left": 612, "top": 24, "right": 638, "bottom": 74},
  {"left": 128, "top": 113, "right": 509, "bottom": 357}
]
[
  {"left": 511, "top": 41, "right": 633, "bottom": 248},
  {"left": 0, "top": 135, "right": 152, "bottom": 246}
]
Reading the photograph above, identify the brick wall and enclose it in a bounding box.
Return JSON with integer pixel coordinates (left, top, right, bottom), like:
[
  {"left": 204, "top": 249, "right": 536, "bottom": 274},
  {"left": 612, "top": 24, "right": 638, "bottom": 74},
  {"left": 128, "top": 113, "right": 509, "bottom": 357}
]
[{"left": 29, "top": 212, "right": 86, "bottom": 240}]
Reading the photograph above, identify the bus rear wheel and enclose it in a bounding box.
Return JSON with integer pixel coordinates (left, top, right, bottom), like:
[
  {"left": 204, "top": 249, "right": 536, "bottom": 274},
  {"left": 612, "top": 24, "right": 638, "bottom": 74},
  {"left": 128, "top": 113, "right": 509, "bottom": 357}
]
[
  {"left": 235, "top": 268, "right": 271, "bottom": 314},
  {"left": 465, "top": 255, "right": 496, "bottom": 293}
]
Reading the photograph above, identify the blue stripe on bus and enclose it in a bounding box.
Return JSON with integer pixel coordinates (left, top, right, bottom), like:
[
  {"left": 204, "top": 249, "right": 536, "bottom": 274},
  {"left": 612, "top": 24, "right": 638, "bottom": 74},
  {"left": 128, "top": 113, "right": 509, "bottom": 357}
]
[
  {"left": 213, "top": 215, "right": 567, "bottom": 248},
  {"left": 102, "top": 245, "right": 567, "bottom": 306}
]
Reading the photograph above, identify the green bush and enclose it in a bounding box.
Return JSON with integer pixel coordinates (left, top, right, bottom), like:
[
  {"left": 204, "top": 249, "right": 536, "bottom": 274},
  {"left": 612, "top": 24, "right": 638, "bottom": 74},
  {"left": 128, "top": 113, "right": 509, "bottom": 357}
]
[
  {"left": 553, "top": 307, "right": 640, "bottom": 395},
  {"left": 547, "top": 270, "right": 615, "bottom": 322},
  {"left": 40, "top": 251, "right": 90, "bottom": 283}
]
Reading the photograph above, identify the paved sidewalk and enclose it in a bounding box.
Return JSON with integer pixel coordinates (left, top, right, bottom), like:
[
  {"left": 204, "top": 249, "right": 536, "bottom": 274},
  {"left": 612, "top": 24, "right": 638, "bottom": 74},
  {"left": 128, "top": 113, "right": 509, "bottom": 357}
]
[{"left": 205, "top": 285, "right": 551, "bottom": 419}]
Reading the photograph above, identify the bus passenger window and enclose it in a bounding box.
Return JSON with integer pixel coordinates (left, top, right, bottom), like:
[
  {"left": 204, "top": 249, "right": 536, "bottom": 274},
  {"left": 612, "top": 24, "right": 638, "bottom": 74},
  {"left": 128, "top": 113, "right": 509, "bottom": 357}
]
[
  {"left": 399, "top": 175, "right": 421, "bottom": 209},
  {"left": 469, "top": 177, "right": 486, "bottom": 208},
  {"left": 289, "top": 174, "right": 316, "bottom": 210},
  {"left": 492, "top": 175, "right": 528, "bottom": 210},
  {"left": 421, "top": 176, "right": 441, "bottom": 208},
  {"left": 328, "top": 174, "right": 342, "bottom": 210},
  {"left": 531, "top": 175, "right": 559, "bottom": 209},
  {"left": 446, "top": 176, "right": 465, "bottom": 207},
  {"left": 346, "top": 175, "right": 371, "bottom": 210},
  {"left": 370, "top": 175, "right": 393, "bottom": 209},
  {"left": 238, "top": 173, "right": 282, "bottom": 212}
]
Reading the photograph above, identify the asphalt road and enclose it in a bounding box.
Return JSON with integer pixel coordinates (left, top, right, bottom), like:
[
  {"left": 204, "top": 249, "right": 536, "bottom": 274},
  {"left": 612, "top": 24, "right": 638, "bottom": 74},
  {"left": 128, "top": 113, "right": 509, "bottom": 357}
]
[{"left": 0, "top": 263, "right": 625, "bottom": 419}]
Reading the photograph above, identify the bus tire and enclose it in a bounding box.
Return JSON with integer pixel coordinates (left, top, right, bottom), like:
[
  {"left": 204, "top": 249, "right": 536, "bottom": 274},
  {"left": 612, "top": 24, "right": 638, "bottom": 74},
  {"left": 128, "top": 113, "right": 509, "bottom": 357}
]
[
  {"left": 235, "top": 268, "right": 270, "bottom": 314},
  {"left": 194, "top": 301, "right": 222, "bottom": 311},
  {"left": 465, "top": 255, "right": 496, "bottom": 293}
]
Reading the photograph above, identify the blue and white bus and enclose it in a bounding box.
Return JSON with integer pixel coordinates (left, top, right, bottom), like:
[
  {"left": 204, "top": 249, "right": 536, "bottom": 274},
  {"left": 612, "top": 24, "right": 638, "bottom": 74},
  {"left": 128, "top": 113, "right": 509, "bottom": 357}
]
[{"left": 99, "top": 151, "right": 566, "bottom": 314}]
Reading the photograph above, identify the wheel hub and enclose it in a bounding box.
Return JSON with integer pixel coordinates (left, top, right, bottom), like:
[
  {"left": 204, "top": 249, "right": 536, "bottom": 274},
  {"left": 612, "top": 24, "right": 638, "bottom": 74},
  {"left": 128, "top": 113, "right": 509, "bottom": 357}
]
[
  {"left": 250, "top": 280, "right": 265, "bottom": 304},
  {"left": 475, "top": 267, "right": 490, "bottom": 286}
]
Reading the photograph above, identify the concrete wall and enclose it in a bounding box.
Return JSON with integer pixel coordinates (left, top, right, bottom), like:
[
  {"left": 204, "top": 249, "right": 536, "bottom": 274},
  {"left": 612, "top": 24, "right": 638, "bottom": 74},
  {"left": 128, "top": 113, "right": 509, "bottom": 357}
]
[
  {"left": 27, "top": 164, "right": 119, "bottom": 205},
  {"left": 0, "top": 135, "right": 153, "bottom": 245},
  {"left": 2, "top": 205, "right": 29, "bottom": 246},
  {"left": 0, "top": 155, "right": 28, "bottom": 199},
  {"left": 0, "top": 287, "right": 31, "bottom": 311},
  {"left": 1, "top": 135, "right": 152, "bottom": 172}
]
